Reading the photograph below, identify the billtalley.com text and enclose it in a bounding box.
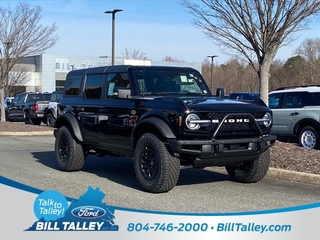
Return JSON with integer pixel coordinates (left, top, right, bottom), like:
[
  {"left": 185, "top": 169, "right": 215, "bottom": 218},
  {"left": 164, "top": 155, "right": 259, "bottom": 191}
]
[{"left": 217, "top": 222, "right": 291, "bottom": 233}]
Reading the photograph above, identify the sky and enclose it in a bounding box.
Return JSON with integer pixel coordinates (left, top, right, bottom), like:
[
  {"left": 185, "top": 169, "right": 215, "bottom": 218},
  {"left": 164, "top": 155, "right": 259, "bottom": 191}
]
[{"left": 1, "top": 0, "right": 320, "bottom": 64}]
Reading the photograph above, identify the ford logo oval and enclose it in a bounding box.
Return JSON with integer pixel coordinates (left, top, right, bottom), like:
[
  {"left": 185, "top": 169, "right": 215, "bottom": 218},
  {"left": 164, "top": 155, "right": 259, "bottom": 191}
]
[{"left": 71, "top": 206, "right": 106, "bottom": 219}]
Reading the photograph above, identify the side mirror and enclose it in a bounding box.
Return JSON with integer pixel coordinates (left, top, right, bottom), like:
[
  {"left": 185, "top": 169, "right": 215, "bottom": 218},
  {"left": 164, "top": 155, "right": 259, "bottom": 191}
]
[
  {"left": 216, "top": 88, "right": 225, "bottom": 98},
  {"left": 118, "top": 88, "right": 131, "bottom": 99}
]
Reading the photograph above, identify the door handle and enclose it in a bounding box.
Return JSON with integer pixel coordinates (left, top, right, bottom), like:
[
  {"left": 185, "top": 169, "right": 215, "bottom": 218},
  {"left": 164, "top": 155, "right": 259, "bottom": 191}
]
[{"left": 290, "top": 112, "right": 299, "bottom": 116}]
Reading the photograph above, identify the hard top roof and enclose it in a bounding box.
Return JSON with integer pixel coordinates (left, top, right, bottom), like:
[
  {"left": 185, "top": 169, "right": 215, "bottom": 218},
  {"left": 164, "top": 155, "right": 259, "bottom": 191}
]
[
  {"left": 67, "top": 65, "right": 199, "bottom": 75},
  {"left": 269, "top": 85, "right": 320, "bottom": 94}
]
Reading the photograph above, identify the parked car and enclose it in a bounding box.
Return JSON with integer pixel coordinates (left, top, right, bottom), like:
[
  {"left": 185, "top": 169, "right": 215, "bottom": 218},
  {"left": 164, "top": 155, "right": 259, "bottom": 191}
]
[
  {"left": 228, "top": 92, "right": 260, "bottom": 101},
  {"left": 6, "top": 92, "right": 51, "bottom": 125},
  {"left": 53, "top": 65, "right": 276, "bottom": 193},
  {"left": 228, "top": 92, "right": 267, "bottom": 106},
  {"left": 4, "top": 97, "right": 14, "bottom": 109},
  {"left": 45, "top": 91, "right": 63, "bottom": 127},
  {"left": 268, "top": 85, "right": 320, "bottom": 149},
  {"left": 0, "top": 97, "right": 14, "bottom": 120}
]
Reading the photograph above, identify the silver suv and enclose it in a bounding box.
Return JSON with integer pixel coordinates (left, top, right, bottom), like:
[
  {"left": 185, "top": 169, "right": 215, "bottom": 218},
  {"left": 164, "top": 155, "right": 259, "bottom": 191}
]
[{"left": 268, "top": 85, "right": 320, "bottom": 149}]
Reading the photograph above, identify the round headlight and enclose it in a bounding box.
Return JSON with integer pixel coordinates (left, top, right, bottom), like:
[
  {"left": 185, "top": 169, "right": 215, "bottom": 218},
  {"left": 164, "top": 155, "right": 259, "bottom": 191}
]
[
  {"left": 185, "top": 114, "right": 201, "bottom": 130},
  {"left": 263, "top": 112, "right": 272, "bottom": 127}
]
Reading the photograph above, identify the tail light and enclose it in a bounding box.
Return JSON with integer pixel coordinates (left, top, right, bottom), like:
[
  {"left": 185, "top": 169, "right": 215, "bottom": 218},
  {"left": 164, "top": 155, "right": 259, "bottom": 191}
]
[{"left": 33, "top": 103, "right": 38, "bottom": 112}]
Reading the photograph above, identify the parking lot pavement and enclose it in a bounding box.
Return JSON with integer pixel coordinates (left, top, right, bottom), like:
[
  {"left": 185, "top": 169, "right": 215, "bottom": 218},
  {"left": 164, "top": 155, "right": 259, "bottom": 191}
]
[
  {"left": 1, "top": 126, "right": 319, "bottom": 185},
  {"left": 1, "top": 135, "right": 320, "bottom": 213}
]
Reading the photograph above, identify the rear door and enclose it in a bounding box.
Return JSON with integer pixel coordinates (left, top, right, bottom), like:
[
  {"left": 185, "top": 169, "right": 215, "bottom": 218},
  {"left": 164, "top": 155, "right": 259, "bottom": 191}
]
[
  {"left": 272, "top": 92, "right": 314, "bottom": 135},
  {"left": 79, "top": 73, "right": 105, "bottom": 145}
]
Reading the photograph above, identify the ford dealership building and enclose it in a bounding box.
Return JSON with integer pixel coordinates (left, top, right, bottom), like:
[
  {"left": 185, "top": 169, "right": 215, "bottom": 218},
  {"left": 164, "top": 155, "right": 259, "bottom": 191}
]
[{"left": 15, "top": 54, "right": 202, "bottom": 94}]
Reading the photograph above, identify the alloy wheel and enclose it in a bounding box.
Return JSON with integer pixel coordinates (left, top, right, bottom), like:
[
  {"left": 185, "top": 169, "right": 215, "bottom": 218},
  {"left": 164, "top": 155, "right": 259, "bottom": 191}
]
[
  {"left": 58, "top": 135, "right": 69, "bottom": 162},
  {"left": 139, "top": 146, "right": 158, "bottom": 180},
  {"left": 301, "top": 130, "right": 316, "bottom": 149}
]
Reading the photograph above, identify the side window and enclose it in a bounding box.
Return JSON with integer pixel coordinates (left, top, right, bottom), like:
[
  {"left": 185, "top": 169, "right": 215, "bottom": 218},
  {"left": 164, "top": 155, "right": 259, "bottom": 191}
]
[
  {"left": 50, "top": 92, "right": 57, "bottom": 102},
  {"left": 302, "top": 92, "right": 318, "bottom": 106},
  {"left": 106, "top": 72, "right": 129, "bottom": 99},
  {"left": 84, "top": 74, "right": 104, "bottom": 99},
  {"left": 17, "top": 94, "right": 25, "bottom": 104},
  {"left": 57, "top": 92, "right": 63, "bottom": 102},
  {"left": 42, "top": 94, "right": 51, "bottom": 101},
  {"left": 312, "top": 93, "right": 320, "bottom": 104},
  {"left": 64, "top": 74, "right": 82, "bottom": 96},
  {"left": 283, "top": 92, "right": 304, "bottom": 108},
  {"left": 268, "top": 93, "right": 283, "bottom": 109},
  {"left": 12, "top": 96, "right": 19, "bottom": 105}
]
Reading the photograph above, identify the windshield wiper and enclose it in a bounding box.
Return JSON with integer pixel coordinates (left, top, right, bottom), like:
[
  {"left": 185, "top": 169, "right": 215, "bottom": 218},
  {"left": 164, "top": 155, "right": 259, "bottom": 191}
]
[
  {"left": 141, "top": 91, "right": 208, "bottom": 96},
  {"left": 176, "top": 91, "right": 207, "bottom": 96},
  {"left": 141, "top": 92, "right": 176, "bottom": 96}
]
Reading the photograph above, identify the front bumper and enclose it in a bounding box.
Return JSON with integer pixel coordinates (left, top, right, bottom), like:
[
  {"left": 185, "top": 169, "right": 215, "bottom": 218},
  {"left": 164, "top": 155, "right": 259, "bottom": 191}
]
[{"left": 167, "top": 134, "right": 277, "bottom": 167}]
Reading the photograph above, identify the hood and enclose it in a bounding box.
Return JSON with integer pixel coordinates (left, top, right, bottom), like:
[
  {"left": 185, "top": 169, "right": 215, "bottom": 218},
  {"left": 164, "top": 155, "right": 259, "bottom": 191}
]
[{"left": 180, "top": 97, "right": 269, "bottom": 112}]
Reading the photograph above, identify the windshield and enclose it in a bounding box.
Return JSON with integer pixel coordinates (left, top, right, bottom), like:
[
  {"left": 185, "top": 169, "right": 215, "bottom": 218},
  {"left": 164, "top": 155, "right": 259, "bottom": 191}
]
[{"left": 133, "top": 69, "right": 211, "bottom": 96}]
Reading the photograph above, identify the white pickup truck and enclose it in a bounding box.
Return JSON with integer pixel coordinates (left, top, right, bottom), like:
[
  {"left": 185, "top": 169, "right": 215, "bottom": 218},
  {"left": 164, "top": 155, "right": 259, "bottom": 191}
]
[{"left": 45, "top": 91, "right": 63, "bottom": 127}]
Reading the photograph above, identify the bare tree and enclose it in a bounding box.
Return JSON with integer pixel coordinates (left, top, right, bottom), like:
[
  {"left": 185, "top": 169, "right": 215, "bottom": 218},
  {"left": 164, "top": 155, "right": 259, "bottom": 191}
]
[
  {"left": 5, "top": 64, "right": 31, "bottom": 97},
  {"left": 269, "top": 59, "right": 287, "bottom": 91},
  {"left": 295, "top": 37, "right": 320, "bottom": 82},
  {"left": 162, "top": 56, "right": 185, "bottom": 62},
  {"left": 181, "top": 0, "right": 320, "bottom": 105},
  {"left": 0, "top": 2, "right": 58, "bottom": 121},
  {"left": 214, "top": 58, "right": 255, "bottom": 94},
  {"left": 122, "top": 48, "right": 148, "bottom": 60}
]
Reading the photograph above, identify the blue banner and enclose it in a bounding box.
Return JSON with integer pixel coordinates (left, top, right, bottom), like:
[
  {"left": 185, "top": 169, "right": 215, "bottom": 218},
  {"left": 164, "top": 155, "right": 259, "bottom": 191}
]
[{"left": 1, "top": 176, "right": 318, "bottom": 239}]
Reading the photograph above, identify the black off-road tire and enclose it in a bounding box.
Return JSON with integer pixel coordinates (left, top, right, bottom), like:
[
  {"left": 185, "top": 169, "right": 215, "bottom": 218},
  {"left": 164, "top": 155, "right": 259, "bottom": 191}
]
[
  {"left": 32, "top": 118, "right": 42, "bottom": 125},
  {"left": 225, "top": 149, "right": 270, "bottom": 183},
  {"left": 25, "top": 111, "right": 31, "bottom": 124},
  {"left": 46, "top": 113, "right": 55, "bottom": 127},
  {"left": 55, "top": 126, "right": 85, "bottom": 171},
  {"left": 5, "top": 111, "right": 9, "bottom": 121},
  {"left": 298, "top": 126, "right": 320, "bottom": 150},
  {"left": 24, "top": 111, "right": 41, "bottom": 125},
  {"left": 134, "top": 133, "right": 180, "bottom": 193}
]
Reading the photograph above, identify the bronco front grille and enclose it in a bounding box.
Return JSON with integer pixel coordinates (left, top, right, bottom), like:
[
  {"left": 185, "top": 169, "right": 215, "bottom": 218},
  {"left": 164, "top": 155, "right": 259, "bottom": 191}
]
[
  {"left": 206, "top": 111, "right": 265, "bottom": 120},
  {"left": 204, "top": 112, "right": 265, "bottom": 136},
  {"left": 214, "top": 120, "right": 257, "bottom": 132}
]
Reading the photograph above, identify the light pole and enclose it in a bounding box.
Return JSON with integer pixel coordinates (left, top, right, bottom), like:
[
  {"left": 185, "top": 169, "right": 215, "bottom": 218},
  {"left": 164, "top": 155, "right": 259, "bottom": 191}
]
[
  {"left": 207, "top": 55, "right": 218, "bottom": 92},
  {"left": 105, "top": 9, "right": 123, "bottom": 66}
]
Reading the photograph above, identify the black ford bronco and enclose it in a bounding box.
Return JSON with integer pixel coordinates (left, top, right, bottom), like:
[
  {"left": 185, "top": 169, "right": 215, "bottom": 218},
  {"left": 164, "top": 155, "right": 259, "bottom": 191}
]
[{"left": 54, "top": 65, "right": 276, "bottom": 193}]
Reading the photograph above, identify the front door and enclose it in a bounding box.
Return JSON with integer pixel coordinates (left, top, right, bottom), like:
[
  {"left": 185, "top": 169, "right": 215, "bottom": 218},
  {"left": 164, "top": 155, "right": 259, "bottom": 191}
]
[
  {"left": 7, "top": 94, "right": 25, "bottom": 121},
  {"left": 97, "top": 72, "right": 135, "bottom": 152}
]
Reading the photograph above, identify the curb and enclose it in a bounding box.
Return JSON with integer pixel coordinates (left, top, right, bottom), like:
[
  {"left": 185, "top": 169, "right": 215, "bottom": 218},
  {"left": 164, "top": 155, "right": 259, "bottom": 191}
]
[
  {"left": 210, "top": 167, "right": 320, "bottom": 185},
  {"left": 267, "top": 167, "right": 320, "bottom": 185},
  {"left": 0, "top": 131, "right": 53, "bottom": 136}
]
